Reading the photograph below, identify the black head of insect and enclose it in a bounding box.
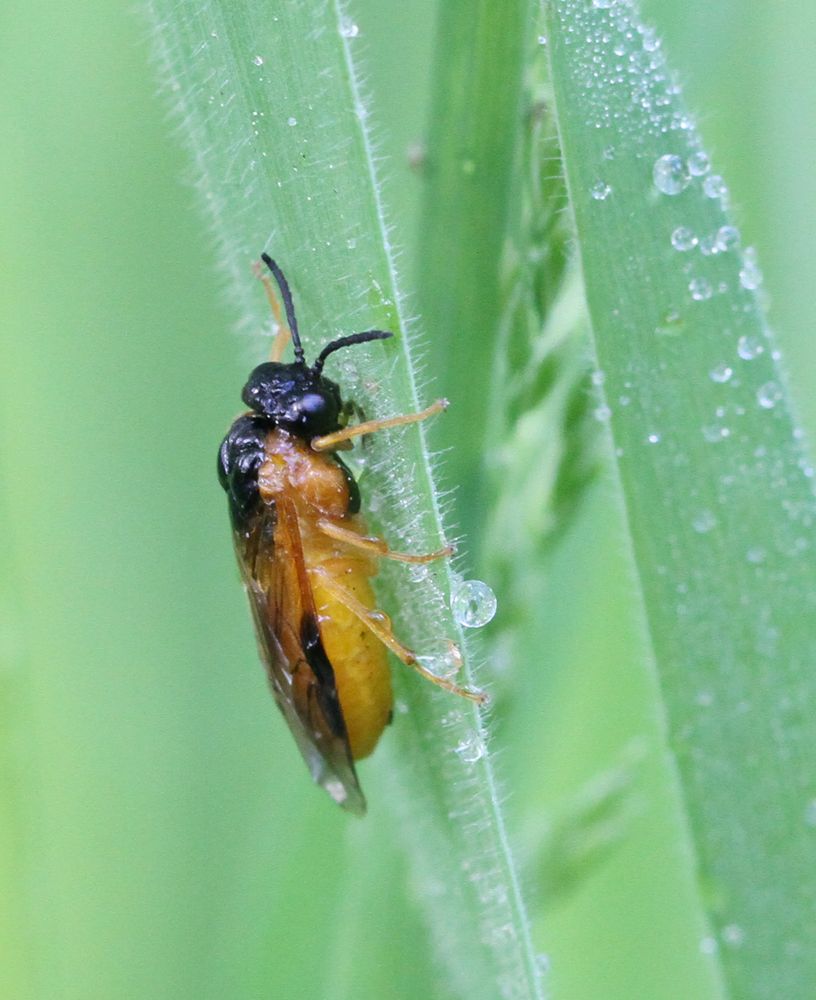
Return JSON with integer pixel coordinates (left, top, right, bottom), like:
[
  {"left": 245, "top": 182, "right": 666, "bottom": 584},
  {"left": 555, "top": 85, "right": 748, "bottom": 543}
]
[{"left": 241, "top": 255, "right": 392, "bottom": 438}]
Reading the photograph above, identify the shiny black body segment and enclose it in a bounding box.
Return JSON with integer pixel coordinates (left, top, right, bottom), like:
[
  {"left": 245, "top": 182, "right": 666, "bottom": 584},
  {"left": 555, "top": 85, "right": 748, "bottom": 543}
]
[{"left": 218, "top": 413, "right": 270, "bottom": 531}]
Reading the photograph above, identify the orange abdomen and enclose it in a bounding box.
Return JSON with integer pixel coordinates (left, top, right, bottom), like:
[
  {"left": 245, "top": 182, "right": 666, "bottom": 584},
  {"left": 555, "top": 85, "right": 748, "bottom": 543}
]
[
  {"left": 300, "top": 515, "right": 393, "bottom": 761},
  {"left": 258, "top": 430, "right": 393, "bottom": 761}
]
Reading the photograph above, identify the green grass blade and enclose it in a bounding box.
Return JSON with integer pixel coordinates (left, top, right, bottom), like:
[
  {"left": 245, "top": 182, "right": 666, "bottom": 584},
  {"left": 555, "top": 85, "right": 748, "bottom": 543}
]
[
  {"left": 147, "top": 2, "right": 542, "bottom": 997},
  {"left": 417, "top": 0, "right": 535, "bottom": 539},
  {"left": 544, "top": 1, "right": 816, "bottom": 996}
]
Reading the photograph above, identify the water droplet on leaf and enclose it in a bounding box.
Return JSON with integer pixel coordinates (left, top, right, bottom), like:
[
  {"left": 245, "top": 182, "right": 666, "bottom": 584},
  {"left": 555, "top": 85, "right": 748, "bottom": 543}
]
[
  {"left": 757, "top": 381, "right": 782, "bottom": 409},
  {"left": 709, "top": 363, "right": 733, "bottom": 383},
  {"left": 653, "top": 153, "right": 691, "bottom": 195},
  {"left": 451, "top": 580, "right": 497, "bottom": 629},
  {"left": 687, "top": 151, "right": 710, "bottom": 176},
  {"left": 689, "top": 277, "right": 713, "bottom": 301},
  {"left": 737, "top": 335, "right": 763, "bottom": 360},
  {"left": 455, "top": 733, "right": 487, "bottom": 763},
  {"left": 671, "top": 226, "right": 697, "bottom": 251},
  {"left": 702, "top": 174, "right": 728, "bottom": 201}
]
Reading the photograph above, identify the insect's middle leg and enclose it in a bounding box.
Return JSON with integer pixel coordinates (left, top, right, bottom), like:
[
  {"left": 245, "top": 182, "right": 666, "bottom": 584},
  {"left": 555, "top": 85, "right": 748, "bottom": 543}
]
[
  {"left": 309, "top": 567, "right": 486, "bottom": 704},
  {"left": 316, "top": 518, "right": 454, "bottom": 564}
]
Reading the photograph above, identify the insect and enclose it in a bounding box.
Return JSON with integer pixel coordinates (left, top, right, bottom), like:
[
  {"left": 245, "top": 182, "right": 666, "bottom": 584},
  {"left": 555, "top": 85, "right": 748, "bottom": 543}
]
[{"left": 218, "top": 255, "right": 485, "bottom": 815}]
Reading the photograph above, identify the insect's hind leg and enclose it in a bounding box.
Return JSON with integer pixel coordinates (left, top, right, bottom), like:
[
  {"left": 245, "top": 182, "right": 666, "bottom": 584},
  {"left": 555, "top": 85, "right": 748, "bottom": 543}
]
[
  {"left": 309, "top": 567, "right": 487, "bottom": 704},
  {"left": 316, "top": 518, "right": 454, "bottom": 565},
  {"left": 311, "top": 399, "right": 448, "bottom": 452}
]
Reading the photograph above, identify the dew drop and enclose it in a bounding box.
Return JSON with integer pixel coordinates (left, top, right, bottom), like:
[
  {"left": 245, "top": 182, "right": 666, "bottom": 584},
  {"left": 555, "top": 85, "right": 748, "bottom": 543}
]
[
  {"left": 722, "top": 924, "right": 745, "bottom": 948},
  {"left": 739, "top": 248, "right": 763, "bottom": 290},
  {"left": 252, "top": 54, "right": 264, "bottom": 66},
  {"left": 287, "top": 116, "right": 298, "bottom": 127},
  {"left": 737, "top": 335, "right": 764, "bottom": 360},
  {"left": 594, "top": 404, "right": 612, "bottom": 422},
  {"left": 591, "top": 369, "right": 606, "bottom": 386},
  {"left": 451, "top": 580, "right": 497, "bottom": 629},
  {"left": 345, "top": 237, "right": 357, "bottom": 250},
  {"left": 699, "top": 936, "right": 718, "bottom": 955},
  {"left": 687, "top": 151, "right": 710, "bottom": 176},
  {"left": 537, "top": 35, "right": 548, "bottom": 46},
  {"left": 671, "top": 226, "right": 697, "bottom": 251},
  {"left": 689, "top": 277, "right": 713, "bottom": 301},
  {"left": 647, "top": 432, "right": 661, "bottom": 445},
  {"left": 709, "top": 363, "right": 733, "bottom": 384},
  {"left": 692, "top": 509, "right": 717, "bottom": 534},
  {"left": 535, "top": 953, "right": 551, "bottom": 975},
  {"left": 653, "top": 154, "right": 691, "bottom": 195},
  {"left": 746, "top": 547, "right": 767, "bottom": 564},
  {"left": 590, "top": 180, "right": 612, "bottom": 201},
  {"left": 641, "top": 28, "right": 660, "bottom": 52},
  {"left": 455, "top": 733, "right": 487, "bottom": 764},
  {"left": 702, "top": 174, "right": 728, "bottom": 200},
  {"left": 715, "top": 225, "right": 740, "bottom": 252},
  {"left": 339, "top": 16, "right": 360, "bottom": 38},
  {"left": 417, "top": 644, "right": 462, "bottom": 680},
  {"left": 408, "top": 563, "right": 429, "bottom": 584},
  {"left": 702, "top": 424, "right": 730, "bottom": 443},
  {"left": 757, "top": 380, "right": 783, "bottom": 410}
]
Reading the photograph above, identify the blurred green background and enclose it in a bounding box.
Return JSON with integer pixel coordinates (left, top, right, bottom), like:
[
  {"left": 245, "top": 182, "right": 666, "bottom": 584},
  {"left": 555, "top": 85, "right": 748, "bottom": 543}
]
[{"left": 1, "top": 1, "right": 813, "bottom": 998}]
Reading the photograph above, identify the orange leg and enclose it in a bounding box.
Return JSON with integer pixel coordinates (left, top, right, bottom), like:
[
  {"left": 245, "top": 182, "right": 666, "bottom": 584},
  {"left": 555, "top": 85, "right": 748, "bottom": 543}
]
[
  {"left": 316, "top": 518, "right": 454, "bottom": 564},
  {"left": 310, "top": 568, "right": 487, "bottom": 704},
  {"left": 254, "top": 261, "right": 291, "bottom": 362},
  {"left": 311, "top": 399, "right": 448, "bottom": 453}
]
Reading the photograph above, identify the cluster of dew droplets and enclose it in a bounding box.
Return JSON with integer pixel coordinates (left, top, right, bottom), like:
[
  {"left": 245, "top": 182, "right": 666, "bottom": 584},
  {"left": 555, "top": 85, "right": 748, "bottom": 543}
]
[{"left": 651, "top": 146, "right": 768, "bottom": 310}]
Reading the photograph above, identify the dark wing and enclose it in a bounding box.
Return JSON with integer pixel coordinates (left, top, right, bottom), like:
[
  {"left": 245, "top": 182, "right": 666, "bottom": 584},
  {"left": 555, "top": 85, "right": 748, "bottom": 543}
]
[{"left": 234, "top": 493, "right": 366, "bottom": 815}]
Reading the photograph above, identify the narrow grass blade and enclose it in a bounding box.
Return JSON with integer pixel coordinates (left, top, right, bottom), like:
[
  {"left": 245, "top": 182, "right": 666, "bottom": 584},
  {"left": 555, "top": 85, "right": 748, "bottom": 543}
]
[
  {"left": 416, "top": 0, "right": 535, "bottom": 540},
  {"left": 544, "top": 1, "right": 816, "bottom": 996},
  {"left": 147, "top": 2, "right": 542, "bottom": 997}
]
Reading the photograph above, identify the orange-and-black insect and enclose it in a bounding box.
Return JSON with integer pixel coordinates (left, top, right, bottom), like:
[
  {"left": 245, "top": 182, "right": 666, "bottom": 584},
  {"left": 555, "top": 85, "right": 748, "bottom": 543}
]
[{"left": 218, "top": 255, "right": 485, "bottom": 814}]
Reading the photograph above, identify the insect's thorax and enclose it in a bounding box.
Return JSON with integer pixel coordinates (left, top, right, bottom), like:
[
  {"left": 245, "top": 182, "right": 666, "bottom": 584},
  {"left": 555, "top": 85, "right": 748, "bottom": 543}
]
[{"left": 257, "top": 427, "right": 352, "bottom": 519}]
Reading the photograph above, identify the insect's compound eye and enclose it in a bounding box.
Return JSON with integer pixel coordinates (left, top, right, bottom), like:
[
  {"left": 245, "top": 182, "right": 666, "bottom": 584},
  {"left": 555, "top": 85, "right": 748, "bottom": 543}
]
[
  {"left": 290, "top": 388, "right": 341, "bottom": 435},
  {"left": 298, "top": 391, "right": 330, "bottom": 418}
]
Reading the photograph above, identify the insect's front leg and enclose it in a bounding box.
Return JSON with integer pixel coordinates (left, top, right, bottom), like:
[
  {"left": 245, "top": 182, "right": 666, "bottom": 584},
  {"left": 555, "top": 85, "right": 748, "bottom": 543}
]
[{"left": 311, "top": 399, "right": 448, "bottom": 452}]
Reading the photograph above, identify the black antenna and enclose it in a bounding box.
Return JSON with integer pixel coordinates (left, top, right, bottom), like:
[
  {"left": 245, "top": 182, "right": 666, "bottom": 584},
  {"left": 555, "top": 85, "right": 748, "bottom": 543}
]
[
  {"left": 260, "top": 254, "right": 305, "bottom": 364},
  {"left": 312, "top": 330, "right": 393, "bottom": 375}
]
